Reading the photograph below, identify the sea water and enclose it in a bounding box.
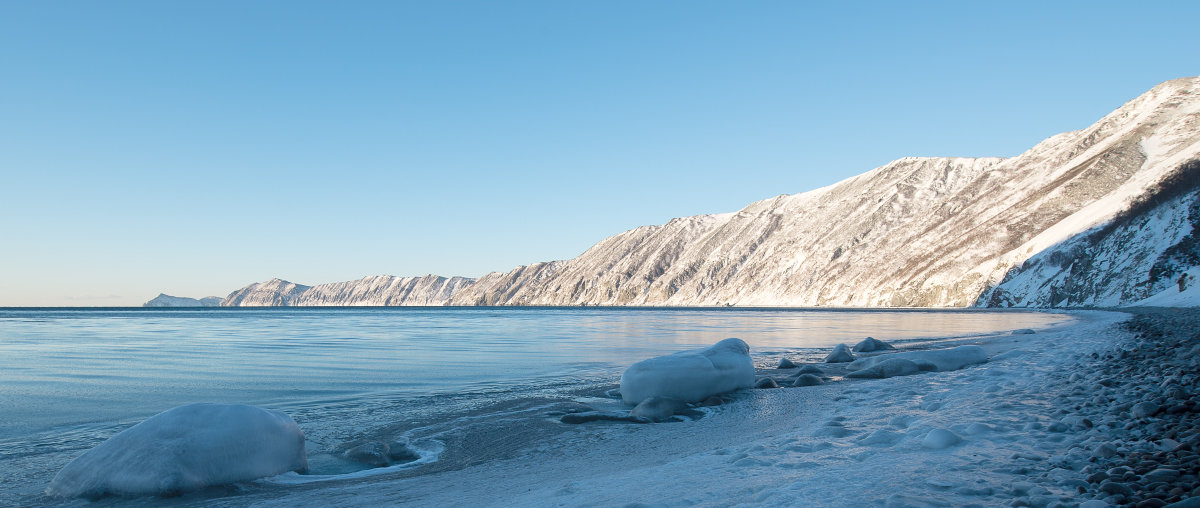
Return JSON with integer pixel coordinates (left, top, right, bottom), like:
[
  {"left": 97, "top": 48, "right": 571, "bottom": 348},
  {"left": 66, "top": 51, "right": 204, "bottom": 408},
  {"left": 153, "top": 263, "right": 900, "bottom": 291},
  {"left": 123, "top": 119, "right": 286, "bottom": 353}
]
[{"left": 0, "top": 307, "right": 1072, "bottom": 505}]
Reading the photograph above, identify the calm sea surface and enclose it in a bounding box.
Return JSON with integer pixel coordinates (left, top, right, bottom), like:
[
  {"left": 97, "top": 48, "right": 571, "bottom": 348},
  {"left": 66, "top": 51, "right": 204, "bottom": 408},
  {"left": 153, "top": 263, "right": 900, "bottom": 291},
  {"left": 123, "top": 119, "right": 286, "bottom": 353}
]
[{"left": 0, "top": 307, "right": 1072, "bottom": 504}]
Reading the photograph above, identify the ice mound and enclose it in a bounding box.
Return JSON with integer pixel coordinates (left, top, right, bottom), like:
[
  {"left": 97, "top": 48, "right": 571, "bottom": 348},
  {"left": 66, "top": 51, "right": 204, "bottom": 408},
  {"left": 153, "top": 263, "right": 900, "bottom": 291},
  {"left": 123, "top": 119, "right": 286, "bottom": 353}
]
[
  {"left": 921, "top": 428, "right": 963, "bottom": 449},
  {"left": 823, "top": 343, "right": 855, "bottom": 363},
  {"left": 847, "top": 345, "right": 987, "bottom": 373},
  {"left": 47, "top": 403, "right": 307, "bottom": 499},
  {"left": 755, "top": 377, "right": 780, "bottom": 389},
  {"left": 630, "top": 397, "right": 691, "bottom": 421},
  {"left": 791, "top": 373, "right": 824, "bottom": 386},
  {"left": 845, "top": 357, "right": 928, "bottom": 379},
  {"left": 852, "top": 337, "right": 895, "bottom": 352},
  {"left": 620, "top": 338, "right": 755, "bottom": 405}
]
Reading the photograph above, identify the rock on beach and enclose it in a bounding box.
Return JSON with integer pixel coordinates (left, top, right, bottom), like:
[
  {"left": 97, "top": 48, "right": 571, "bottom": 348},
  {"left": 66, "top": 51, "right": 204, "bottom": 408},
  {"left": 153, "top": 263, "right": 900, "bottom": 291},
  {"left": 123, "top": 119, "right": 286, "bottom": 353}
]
[
  {"left": 1035, "top": 309, "right": 1200, "bottom": 507},
  {"left": 852, "top": 337, "right": 895, "bottom": 352},
  {"left": 823, "top": 343, "right": 855, "bottom": 363}
]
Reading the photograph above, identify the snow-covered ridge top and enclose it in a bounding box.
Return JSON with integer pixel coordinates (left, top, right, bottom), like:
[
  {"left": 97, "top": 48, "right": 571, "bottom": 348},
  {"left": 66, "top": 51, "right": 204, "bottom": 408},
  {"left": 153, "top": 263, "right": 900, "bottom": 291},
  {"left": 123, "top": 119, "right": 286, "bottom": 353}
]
[{"left": 213, "top": 76, "right": 1200, "bottom": 308}]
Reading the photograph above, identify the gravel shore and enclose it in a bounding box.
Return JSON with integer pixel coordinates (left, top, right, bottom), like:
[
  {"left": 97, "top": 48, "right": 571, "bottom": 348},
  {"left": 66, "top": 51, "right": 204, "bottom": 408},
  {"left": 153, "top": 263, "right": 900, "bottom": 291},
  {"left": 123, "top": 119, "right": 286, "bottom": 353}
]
[{"left": 1059, "top": 308, "right": 1200, "bottom": 508}]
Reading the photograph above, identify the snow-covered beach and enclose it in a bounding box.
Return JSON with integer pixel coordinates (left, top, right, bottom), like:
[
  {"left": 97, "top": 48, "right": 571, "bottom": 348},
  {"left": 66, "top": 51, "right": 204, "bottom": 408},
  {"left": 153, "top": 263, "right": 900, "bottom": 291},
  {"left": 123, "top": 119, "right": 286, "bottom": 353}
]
[
  {"left": 141, "top": 308, "right": 1191, "bottom": 508},
  {"left": 15, "top": 308, "right": 1200, "bottom": 507}
]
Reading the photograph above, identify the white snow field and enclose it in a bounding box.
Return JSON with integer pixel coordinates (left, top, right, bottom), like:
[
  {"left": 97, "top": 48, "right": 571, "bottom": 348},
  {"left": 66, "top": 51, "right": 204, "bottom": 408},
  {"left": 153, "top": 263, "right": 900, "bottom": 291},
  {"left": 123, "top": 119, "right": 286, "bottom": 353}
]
[
  {"left": 620, "top": 337, "right": 756, "bottom": 405},
  {"left": 47, "top": 404, "right": 307, "bottom": 499},
  {"left": 186, "top": 311, "right": 1146, "bottom": 508}
]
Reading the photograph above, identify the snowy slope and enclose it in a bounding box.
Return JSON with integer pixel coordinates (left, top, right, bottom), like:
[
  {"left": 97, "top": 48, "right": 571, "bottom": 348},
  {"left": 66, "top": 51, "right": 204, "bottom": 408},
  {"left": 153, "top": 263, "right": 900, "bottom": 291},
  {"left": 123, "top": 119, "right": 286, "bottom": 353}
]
[
  {"left": 978, "top": 161, "right": 1200, "bottom": 307},
  {"left": 220, "top": 77, "right": 1200, "bottom": 308}
]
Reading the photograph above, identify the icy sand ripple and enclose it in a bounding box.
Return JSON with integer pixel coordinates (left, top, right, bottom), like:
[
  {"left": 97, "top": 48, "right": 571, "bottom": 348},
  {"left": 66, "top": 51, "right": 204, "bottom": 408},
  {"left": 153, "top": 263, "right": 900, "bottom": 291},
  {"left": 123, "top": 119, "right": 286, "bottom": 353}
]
[{"left": 192, "top": 310, "right": 1200, "bottom": 507}]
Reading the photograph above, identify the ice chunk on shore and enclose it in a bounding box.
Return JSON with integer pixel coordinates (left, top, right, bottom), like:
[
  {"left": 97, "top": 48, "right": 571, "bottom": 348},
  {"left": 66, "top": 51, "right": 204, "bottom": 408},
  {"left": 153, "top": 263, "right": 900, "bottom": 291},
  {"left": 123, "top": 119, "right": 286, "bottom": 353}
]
[
  {"left": 847, "top": 345, "right": 987, "bottom": 373},
  {"left": 47, "top": 403, "right": 307, "bottom": 499},
  {"left": 620, "top": 338, "right": 755, "bottom": 405},
  {"left": 630, "top": 397, "right": 690, "bottom": 421},
  {"left": 791, "top": 373, "right": 824, "bottom": 386},
  {"left": 845, "top": 358, "right": 928, "bottom": 379},
  {"left": 852, "top": 337, "right": 895, "bottom": 352},
  {"left": 823, "top": 343, "right": 855, "bottom": 363}
]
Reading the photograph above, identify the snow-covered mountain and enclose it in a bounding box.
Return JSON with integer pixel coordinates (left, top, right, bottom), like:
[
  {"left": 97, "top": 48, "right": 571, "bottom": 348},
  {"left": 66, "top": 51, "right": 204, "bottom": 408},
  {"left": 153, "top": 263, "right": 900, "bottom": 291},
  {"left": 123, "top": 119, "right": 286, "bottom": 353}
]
[
  {"left": 144, "top": 294, "right": 223, "bottom": 307},
  {"left": 221, "top": 275, "right": 474, "bottom": 306},
  {"left": 219, "top": 77, "right": 1200, "bottom": 308}
]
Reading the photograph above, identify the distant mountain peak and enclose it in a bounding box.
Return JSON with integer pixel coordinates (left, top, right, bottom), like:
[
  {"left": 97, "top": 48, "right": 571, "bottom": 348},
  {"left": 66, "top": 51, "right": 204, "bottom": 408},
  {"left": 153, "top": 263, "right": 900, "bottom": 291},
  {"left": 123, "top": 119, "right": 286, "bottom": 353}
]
[{"left": 144, "top": 294, "right": 223, "bottom": 307}]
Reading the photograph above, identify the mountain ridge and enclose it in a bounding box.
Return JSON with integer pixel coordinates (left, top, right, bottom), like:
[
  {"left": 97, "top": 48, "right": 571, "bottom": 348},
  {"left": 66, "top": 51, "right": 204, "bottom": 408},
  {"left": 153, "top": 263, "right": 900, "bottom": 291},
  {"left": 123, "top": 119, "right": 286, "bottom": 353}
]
[{"left": 159, "top": 77, "right": 1200, "bottom": 308}]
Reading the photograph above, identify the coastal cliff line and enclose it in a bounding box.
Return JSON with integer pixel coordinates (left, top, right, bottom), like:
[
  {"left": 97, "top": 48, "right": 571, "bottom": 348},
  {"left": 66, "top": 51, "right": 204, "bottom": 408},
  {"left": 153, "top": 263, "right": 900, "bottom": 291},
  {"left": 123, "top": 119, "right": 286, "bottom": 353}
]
[{"left": 153, "top": 78, "right": 1200, "bottom": 309}]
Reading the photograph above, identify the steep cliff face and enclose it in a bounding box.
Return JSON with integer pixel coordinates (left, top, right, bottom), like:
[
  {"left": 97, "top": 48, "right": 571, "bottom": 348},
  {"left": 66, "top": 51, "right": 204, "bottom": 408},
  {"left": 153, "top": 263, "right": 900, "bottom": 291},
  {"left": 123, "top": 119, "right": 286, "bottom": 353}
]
[
  {"left": 979, "top": 160, "right": 1200, "bottom": 308},
  {"left": 219, "top": 77, "right": 1200, "bottom": 308}
]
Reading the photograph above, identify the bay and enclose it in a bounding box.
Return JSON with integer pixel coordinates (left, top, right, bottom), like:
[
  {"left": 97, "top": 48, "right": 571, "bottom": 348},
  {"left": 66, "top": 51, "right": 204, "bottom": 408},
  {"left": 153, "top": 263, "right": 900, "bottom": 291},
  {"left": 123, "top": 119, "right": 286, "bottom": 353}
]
[{"left": 0, "top": 307, "right": 1071, "bottom": 505}]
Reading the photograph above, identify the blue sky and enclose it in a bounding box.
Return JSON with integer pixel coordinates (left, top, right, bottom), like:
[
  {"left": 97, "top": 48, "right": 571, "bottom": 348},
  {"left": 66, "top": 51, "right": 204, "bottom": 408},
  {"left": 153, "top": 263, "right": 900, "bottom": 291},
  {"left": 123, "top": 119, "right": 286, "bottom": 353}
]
[{"left": 2, "top": 1, "right": 1198, "bottom": 306}]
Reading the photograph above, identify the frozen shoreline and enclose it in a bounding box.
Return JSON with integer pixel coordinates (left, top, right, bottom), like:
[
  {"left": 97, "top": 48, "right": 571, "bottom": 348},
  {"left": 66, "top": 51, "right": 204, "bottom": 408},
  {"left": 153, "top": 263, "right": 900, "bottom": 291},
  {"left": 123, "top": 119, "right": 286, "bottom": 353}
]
[{"left": 175, "top": 308, "right": 1197, "bottom": 507}]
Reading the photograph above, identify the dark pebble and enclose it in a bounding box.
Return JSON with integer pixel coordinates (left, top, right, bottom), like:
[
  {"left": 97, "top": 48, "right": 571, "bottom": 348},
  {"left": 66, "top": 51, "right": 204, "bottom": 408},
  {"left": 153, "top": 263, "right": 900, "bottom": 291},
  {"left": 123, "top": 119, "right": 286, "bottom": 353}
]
[{"left": 1100, "top": 480, "right": 1135, "bottom": 496}]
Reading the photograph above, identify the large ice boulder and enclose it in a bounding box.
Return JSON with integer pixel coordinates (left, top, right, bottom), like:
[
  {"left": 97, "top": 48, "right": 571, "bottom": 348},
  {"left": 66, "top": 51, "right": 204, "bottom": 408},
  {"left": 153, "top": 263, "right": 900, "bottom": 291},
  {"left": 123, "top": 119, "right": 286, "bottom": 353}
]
[
  {"left": 847, "top": 345, "right": 987, "bottom": 373},
  {"left": 620, "top": 338, "right": 755, "bottom": 405},
  {"left": 47, "top": 403, "right": 308, "bottom": 499}
]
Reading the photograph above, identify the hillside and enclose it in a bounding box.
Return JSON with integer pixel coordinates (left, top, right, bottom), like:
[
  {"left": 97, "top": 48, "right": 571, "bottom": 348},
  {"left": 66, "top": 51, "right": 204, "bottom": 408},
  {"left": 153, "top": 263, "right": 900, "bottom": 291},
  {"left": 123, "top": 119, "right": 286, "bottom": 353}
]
[{"left": 211, "top": 77, "right": 1200, "bottom": 308}]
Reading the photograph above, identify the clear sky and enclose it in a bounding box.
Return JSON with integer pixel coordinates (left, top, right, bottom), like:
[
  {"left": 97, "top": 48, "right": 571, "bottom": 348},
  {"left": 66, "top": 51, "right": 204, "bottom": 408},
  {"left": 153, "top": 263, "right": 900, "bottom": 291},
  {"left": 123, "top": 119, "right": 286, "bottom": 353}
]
[{"left": 2, "top": 1, "right": 1198, "bottom": 306}]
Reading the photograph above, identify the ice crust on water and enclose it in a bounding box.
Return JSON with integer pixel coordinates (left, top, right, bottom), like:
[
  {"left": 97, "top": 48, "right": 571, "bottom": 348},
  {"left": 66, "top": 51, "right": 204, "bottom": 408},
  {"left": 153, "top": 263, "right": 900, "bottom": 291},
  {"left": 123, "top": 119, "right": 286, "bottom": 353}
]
[
  {"left": 620, "top": 338, "right": 755, "bottom": 405},
  {"left": 46, "top": 403, "right": 307, "bottom": 499}
]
